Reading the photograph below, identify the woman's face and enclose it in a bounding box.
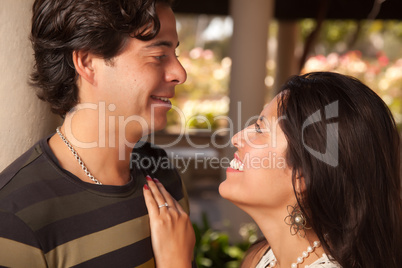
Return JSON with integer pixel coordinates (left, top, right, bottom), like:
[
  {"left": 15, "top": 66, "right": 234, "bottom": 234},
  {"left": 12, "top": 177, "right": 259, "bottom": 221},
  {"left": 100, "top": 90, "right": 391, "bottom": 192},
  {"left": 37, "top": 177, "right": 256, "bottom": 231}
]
[{"left": 219, "top": 95, "right": 296, "bottom": 211}]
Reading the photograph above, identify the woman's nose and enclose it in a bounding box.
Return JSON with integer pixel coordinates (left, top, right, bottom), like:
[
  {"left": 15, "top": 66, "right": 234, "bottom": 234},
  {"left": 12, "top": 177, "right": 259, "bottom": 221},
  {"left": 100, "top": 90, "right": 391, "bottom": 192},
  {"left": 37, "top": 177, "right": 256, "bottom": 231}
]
[{"left": 231, "top": 130, "right": 243, "bottom": 148}]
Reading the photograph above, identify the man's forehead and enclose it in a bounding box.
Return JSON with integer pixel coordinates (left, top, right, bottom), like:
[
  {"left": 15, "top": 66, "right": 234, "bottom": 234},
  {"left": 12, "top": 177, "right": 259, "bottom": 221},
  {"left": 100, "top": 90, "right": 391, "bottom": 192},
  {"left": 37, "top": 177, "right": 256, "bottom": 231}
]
[{"left": 145, "top": 40, "right": 180, "bottom": 49}]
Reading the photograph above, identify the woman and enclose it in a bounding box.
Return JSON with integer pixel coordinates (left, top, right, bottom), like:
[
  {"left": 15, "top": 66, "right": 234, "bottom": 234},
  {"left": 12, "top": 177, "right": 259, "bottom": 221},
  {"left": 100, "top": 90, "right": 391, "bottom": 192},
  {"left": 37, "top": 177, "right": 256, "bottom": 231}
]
[{"left": 143, "top": 72, "right": 402, "bottom": 267}]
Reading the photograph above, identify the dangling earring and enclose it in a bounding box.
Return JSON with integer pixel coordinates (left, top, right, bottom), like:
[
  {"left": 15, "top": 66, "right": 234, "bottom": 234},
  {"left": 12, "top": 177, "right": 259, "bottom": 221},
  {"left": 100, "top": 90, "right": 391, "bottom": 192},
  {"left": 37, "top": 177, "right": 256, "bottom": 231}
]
[{"left": 284, "top": 204, "right": 310, "bottom": 237}]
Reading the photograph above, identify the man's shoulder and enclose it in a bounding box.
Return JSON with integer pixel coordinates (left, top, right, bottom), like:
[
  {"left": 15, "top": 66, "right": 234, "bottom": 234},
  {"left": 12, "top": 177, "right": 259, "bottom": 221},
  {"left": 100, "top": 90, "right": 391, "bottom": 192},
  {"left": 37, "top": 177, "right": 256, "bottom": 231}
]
[{"left": 0, "top": 141, "right": 45, "bottom": 190}]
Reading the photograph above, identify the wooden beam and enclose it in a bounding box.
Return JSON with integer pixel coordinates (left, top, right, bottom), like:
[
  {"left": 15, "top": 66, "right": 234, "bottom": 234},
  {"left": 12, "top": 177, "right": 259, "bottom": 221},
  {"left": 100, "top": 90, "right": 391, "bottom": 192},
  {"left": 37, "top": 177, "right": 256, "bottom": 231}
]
[
  {"left": 172, "top": 0, "right": 229, "bottom": 15},
  {"left": 172, "top": 0, "right": 402, "bottom": 20},
  {"left": 275, "top": 0, "right": 402, "bottom": 20}
]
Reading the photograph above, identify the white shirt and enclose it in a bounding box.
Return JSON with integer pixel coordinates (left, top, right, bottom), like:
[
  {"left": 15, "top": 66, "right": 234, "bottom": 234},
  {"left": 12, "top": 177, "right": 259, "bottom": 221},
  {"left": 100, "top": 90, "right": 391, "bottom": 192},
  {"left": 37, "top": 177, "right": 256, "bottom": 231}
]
[{"left": 256, "top": 248, "right": 342, "bottom": 268}]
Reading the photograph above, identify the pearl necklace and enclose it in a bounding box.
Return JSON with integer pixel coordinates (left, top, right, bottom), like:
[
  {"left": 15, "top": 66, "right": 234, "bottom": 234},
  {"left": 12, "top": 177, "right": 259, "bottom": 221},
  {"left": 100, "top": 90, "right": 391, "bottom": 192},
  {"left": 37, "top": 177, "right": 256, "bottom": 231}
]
[
  {"left": 268, "top": 241, "right": 321, "bottom": 268},
  {"left": 56, "top": 127, "right": 102, "bottom": 185}
]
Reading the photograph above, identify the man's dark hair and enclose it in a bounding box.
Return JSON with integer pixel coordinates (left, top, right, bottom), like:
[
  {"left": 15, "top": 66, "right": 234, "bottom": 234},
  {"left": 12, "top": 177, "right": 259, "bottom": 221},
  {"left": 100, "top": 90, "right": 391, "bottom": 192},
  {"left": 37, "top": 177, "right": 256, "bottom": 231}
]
[{"left": 30, "top": 0, "right": 173, "bottom": 116}]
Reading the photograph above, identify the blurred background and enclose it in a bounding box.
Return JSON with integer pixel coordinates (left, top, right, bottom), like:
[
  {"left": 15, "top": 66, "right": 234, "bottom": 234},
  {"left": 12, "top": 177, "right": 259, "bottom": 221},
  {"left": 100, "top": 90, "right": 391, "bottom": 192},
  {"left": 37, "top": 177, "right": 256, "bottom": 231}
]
[
  {"left": 159, "top": 1, "right": 402, "bottom": 266},
  {"left": 1, "top": 0, "right": 401, "bottom": 267}
]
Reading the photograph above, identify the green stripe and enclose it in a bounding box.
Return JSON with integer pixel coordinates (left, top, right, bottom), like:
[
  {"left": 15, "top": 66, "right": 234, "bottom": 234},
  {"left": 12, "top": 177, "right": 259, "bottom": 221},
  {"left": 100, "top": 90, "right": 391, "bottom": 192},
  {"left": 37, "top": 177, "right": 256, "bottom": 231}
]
[
  {"left": 45, "top": 215, "right": 150, "bottom": 268},
  {"left": 25, "top": 144, "right": 43, "bottom": 167},
  {"left": 178, "top": 196, "right": 190, "bottom": 214},
  {"left": 16, "top": 190, "right": 139, "bottom": 231},
  {"left": 16, "top": 183, "right": 186, "bottom": 232},
  {"left": 136, "top": 258, "right": 156, "bottom": 268},
  {"left": 0, "top": 160, "right": 56, "bottom": 200},
  {"left": 0, "top": 237, "right": 47, "bottom": 267}
]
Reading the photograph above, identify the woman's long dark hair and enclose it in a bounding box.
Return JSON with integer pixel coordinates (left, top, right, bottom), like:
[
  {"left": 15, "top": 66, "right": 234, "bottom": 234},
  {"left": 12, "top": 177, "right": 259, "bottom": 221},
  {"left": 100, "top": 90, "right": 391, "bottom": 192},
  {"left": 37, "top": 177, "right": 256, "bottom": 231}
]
[{"left": 276, "top": 72, "right": 401, "bottom": 267}]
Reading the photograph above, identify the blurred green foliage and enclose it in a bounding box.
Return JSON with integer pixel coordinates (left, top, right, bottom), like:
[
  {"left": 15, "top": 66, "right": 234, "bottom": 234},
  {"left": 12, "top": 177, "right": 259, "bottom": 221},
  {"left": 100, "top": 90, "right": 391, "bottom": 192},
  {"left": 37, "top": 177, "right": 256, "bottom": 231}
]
[
  {"left": 172, "top": 15, "right": 402, "bottom": 131},
  {"left": 302, "top": 50, "right": 402, "bottom": 130},
  {"left": 301, "top": 19, "right": 402, "bottom": 130},
  {"left": 193, "top": 213, "right": 258, "bottom": 268}
]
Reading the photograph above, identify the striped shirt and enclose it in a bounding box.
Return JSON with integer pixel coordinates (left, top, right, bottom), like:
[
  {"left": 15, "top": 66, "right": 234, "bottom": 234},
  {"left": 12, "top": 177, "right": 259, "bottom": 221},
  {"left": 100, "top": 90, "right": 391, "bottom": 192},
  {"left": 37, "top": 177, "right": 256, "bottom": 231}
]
[{"left": 0, "top": 137, "right": 190, "bottom": 267}]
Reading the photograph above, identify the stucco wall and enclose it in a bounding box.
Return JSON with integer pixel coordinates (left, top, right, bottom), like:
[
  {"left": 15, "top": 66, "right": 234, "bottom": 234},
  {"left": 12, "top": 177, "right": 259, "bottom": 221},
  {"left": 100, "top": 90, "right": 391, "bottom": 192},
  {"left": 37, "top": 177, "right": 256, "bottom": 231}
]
[{"left": 0, "top": 0, "right": 60, "bottom": 171}]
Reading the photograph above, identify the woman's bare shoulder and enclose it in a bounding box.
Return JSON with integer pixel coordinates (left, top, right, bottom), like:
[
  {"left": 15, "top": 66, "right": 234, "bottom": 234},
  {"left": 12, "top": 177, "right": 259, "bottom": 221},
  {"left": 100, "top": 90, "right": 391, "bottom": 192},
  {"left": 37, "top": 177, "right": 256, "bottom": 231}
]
[{"left": 241, "top": 238, "right": 270, "bottom": 268}]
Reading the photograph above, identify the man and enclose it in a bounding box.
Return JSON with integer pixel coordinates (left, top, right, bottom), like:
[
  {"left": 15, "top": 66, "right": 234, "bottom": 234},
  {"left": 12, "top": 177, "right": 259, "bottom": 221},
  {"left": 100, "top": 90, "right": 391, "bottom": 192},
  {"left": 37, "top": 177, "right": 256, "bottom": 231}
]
[{"left": 0, "top": 0, "right": 192, "bottom": 266}]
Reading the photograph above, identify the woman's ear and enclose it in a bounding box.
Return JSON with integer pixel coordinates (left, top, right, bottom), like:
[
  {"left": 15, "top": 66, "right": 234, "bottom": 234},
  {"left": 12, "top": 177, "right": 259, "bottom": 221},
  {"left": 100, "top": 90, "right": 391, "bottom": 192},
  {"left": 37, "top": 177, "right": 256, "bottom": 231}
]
[
  {"left": 295, "top": 175, "right": 306, "bottom": 197},
  {"left": 72, "top": 50, "right": 95, "bottom": 84}
]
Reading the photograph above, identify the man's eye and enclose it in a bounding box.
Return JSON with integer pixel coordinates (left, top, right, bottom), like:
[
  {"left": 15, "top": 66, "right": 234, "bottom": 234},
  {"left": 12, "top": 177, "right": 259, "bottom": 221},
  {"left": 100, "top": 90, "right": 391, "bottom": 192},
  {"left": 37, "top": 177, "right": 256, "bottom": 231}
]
[
  {"left": 255, "top": 123, "right": 262, "bottom": 133},
  {"left": 155, "top": 55, "right": 167, "bottom": 60}
]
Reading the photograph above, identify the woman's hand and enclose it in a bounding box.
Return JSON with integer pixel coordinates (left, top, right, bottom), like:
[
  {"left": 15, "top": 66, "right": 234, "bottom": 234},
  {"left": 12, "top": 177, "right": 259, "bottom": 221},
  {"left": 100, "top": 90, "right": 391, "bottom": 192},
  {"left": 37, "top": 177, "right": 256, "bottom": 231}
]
[{"left": 143, "top": 176, "right": 195, "bottom": 268}]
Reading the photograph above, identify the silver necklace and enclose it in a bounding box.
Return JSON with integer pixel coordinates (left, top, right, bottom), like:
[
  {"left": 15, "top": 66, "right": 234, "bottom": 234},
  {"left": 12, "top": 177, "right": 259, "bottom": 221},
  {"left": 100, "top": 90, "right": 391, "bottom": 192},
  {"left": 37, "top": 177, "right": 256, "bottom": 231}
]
[
  {"left": 268, "top": 240, "right": 321, "bottom": 268},
  {"left": 56, "top": 127, "right": 102, "bottom": 185}
]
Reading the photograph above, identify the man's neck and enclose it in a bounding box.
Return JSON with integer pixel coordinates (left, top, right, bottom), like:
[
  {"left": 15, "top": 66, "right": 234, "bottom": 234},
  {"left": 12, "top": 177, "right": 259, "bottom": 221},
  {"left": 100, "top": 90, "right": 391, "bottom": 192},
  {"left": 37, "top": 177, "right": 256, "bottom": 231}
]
[{"left": 49, "top": 113, "right": 141, "bottom": 186}]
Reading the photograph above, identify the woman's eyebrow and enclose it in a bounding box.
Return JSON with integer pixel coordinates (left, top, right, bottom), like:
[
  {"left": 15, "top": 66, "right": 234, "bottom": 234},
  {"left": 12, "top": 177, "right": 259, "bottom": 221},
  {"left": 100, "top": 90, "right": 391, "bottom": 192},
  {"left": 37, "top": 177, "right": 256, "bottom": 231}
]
[
  {"left": 258, "top": 115, "right": 273, "bottom": 132},
  {"left": 258, "top": 115, "right": 266, "bottom": 125}
]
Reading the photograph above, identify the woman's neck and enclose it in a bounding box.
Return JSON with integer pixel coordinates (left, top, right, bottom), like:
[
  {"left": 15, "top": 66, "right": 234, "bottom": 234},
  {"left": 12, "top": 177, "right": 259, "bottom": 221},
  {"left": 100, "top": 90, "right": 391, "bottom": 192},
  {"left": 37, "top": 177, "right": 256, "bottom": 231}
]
[{"left": 246, "top": 207, "right": 325, "bottom": 267}]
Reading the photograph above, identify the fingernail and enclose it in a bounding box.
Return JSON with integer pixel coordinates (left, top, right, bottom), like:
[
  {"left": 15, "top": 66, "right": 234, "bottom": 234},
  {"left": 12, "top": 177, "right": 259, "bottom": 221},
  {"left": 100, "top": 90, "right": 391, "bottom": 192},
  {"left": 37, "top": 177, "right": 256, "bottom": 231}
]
[
  {"left": 153, "top": 178, "right": 160, "bottom": 183},
  {"left": 146, "top": 175, "right": 152, "bottom": 181},
  {"left": 143, "top": 184, "right": 149, "bottom": 190}
]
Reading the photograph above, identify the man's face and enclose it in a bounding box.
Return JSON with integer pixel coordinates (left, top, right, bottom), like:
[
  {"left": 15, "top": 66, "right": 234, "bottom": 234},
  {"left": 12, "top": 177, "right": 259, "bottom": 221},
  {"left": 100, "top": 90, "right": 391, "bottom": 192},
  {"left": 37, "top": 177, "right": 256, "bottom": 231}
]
[{"left": 93, "top": 4, "right": 186, "bottom": 141}]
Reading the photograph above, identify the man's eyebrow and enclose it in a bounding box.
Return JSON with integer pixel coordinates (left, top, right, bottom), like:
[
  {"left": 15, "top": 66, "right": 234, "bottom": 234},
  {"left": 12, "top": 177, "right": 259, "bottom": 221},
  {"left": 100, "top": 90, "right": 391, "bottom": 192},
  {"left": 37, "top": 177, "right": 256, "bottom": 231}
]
[{"left": 145, "top": 40, "right": 180, "bottom": 48}]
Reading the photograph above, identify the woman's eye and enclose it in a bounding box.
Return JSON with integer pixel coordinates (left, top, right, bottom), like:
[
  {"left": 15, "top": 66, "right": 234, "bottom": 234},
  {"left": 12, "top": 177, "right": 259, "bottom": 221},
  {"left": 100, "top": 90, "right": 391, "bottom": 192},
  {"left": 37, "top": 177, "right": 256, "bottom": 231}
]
[{"left": 255, "top": 123, "right": 262, "bottom": 133}]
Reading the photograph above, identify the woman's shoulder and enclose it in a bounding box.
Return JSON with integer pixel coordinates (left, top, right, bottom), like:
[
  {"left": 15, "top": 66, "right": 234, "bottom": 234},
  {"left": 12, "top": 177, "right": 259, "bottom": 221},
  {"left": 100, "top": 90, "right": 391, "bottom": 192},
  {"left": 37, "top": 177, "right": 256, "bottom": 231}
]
[
  {"left": 255, "top": 247, "right": 275, "bottom": 268},
  {"left": 306, "top": 253, "right": 342, "bottom": 268},
  {"left": 241, "top": 238, "right": 270, "bottom": 268},
  {"left": 251, "top": 247, "right": 342, "bottom": 268}
]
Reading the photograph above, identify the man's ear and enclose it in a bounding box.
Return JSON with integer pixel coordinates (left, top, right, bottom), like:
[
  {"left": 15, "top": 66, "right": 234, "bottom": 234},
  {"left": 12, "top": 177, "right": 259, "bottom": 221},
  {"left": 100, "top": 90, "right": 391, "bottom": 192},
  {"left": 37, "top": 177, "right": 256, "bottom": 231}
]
[{"left": 72, "top": 50, "right": 95, "bottom": 84}]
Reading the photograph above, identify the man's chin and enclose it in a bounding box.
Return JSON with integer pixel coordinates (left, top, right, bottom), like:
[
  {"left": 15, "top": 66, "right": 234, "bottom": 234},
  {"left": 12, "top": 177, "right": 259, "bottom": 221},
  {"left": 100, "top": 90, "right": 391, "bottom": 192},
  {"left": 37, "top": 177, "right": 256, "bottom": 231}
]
[{"left": 148, "top": 118, "right": 168, "bottom": 133}]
